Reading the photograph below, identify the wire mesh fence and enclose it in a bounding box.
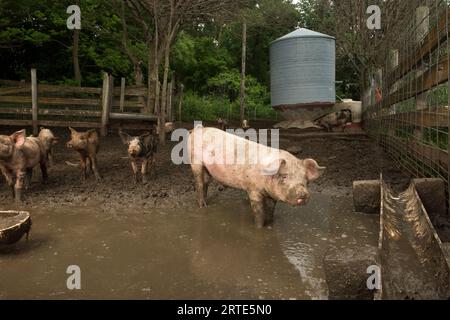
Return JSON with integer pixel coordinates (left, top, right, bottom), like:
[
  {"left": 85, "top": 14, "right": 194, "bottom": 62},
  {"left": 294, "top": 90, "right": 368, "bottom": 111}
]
[{"left": 364, "top": 0, "right": 450, "bottom": 203}]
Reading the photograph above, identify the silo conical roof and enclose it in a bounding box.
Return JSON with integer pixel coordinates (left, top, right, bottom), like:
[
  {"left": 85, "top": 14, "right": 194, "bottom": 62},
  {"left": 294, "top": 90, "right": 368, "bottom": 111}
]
[{"left": 271, "top": 28, "right": 335, "bottom": 45}]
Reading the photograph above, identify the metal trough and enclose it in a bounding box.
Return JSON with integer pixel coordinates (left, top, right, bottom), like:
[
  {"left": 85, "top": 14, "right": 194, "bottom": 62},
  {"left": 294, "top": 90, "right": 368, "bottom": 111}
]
[
  {"left": 0, "top": 211, "right": 32, "bottom": 245},
  {"left": 353, "top": 178, "right": 450, "bottom": 299}
]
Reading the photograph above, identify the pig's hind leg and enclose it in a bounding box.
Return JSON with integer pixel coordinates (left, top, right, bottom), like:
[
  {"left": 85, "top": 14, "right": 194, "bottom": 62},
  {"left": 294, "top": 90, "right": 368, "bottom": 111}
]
[
  {"left": 89, "top": 156, "right": 101, "bottom": 181},
  {"left": 40, "top": 160, "right": 48, "bottom": 184},
  {"left": 25, "top": 168, "right": 33, "bottom": 189},
  {"left": 192, "top": 164, "right": 209, "bottom": 208},
  {"left": 141, "top": 158, "right": 149, "bottom": 184}
]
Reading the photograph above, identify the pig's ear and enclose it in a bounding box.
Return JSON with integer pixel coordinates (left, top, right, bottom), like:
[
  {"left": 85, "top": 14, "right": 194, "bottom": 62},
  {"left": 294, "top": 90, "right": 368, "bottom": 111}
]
[
  {"left": 119, "top": 131, "right": 131, "bottom": 144},
  {"left": 261, "top": 158, "right": 287, "bottom": 176},
  {"left": 303, "top": 159, "right": 325, "bottom": 182},
  {"left": 69, "top": 127, "right": 77, "bottom": 135},
  {"left": 40, "top": 127, "right": 46, "bottom": 131},
  {"left": 10, "top": 129, "right": 26, "bottom": 148},
  {"left": 87, "top": 129, "right": 97, "bottom": 137}
]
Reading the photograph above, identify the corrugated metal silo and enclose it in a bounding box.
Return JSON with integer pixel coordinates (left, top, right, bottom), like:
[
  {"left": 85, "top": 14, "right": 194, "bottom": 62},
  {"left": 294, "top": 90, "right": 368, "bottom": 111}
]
[{"left": 270, "top": 28, "right": 336, "bottom": 120}]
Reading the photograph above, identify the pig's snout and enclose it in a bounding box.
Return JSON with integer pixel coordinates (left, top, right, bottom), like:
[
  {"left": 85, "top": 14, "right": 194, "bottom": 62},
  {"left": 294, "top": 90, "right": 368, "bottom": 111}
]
[
  {"left": 66, "top": 141, "right": 73, "bottom": 149},
  {"left": 296, "top": 190, "right": 310, "bottom": 206},
  {"left": 128, "top": 139, "right": 142, "bottom": 157}
]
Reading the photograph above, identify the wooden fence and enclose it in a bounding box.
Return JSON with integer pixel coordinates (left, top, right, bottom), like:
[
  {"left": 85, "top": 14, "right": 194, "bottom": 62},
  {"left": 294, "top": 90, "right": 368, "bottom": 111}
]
[
  {"left": 364, "top": 1, "right": 450, "bottom": 200},
  {"left": 0, "top": 70, "right": 177, "bottom": 136}
]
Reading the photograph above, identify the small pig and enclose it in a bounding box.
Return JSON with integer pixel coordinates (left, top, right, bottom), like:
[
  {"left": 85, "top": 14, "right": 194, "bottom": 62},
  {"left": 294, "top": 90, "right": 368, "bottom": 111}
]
[
  {"left": 66, "top": 127, "right": 101, "bottom": 181},
  {"left": 217, "top": 118, "right": 228, "bottom": 131},
  {"left": 314, "top": 109, "right": 352, "bottom": 132},
  {"left": 188, "top": 126, "right": 325, "bottom": 228},
  {"left": 38, "top": 127, "right": 59, "bottom": 165},
  {"left": 0, "top": 129, "right": 48, "bottom": 203},
  {"left": 119, "top": 131, "right": 158, "bottom": 184}
]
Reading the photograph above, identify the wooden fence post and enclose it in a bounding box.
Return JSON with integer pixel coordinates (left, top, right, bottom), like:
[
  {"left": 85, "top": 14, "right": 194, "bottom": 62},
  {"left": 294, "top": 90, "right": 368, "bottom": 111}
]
[
  {"left": 31, "top": 68, "right": 38, "bottom": 135},
  {"left": 101, "top": 73, "right": 111, "bottom": 136},
  {"left": 416, "top": 6, "right": 429, "bottom": 110},
  {"left": 120, "top": 77, "right": 125, "bottom": 113}
]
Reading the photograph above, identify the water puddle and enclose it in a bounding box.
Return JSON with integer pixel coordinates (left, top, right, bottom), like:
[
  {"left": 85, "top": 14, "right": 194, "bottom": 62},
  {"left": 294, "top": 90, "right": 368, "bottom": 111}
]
[{"left": 0, "top": 192, "right": 378, "bottom": 299}]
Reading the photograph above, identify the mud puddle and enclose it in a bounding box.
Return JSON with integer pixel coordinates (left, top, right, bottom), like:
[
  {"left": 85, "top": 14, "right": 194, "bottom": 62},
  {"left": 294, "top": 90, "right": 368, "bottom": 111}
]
[{"left": 0, "top": 192, "right": 378, "bottom": 300}]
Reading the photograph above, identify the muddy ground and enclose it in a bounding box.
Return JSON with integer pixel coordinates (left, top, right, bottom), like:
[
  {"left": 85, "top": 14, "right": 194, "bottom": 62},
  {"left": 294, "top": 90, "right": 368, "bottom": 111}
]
[{"left": 0, "top": 125, "right": 414, "bottom": 299}]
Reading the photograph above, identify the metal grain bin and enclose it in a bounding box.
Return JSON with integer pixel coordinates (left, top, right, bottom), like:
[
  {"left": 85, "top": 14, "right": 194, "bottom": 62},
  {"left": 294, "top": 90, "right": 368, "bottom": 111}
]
[{"left": 270, "top": 28, "right": 336, "bottom": 111}]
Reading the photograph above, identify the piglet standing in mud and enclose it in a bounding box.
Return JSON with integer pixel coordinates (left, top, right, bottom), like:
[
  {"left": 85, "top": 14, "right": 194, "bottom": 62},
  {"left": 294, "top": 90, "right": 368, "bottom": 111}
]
[
  {"left": 188, "top": 126, "right": 325, "bottom": 228},
  {"left": 66, "top": 127, "right": 101, "bottom": 181},
  {"left": 38, "top": 127, "right": 59, "bottom": 166},
  {"left": 119, "top": 131, "right": 158, "bottom": 184},
  {"left": 0, "top": 129, "right": 48, "bottom": 203}
]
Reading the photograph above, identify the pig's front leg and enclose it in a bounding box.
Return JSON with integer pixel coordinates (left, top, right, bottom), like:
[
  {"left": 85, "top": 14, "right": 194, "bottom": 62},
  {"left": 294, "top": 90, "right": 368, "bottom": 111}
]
[
  {"left": 249, "top": 192, "right": 266, "bottom": 229},
  {"left": 2, "top": 168, "right": 15, "bottom": 199},
  {"left": 264, "top": 197, "right": 277, "bottom": 226},
  {"left": 14, "top": 170, "right": 26, "bottom": 203},
  {"left": 79, "top": 155, "right": 87, "bottom": 181},
  {"left": 130, "top": 159, "right": 138, "bottom": 184},
  {"left": 141, "top": 158, "right": 149, "bottom": 184},
  {"left": 90, "top": 156, "right": 101, "bottom": 181}
]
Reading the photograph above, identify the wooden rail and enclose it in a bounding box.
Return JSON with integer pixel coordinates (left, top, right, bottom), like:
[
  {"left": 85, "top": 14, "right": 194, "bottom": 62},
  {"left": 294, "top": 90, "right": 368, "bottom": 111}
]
[
  {"left": 389, "top": 9, "right": 450, "bottom": 87},
  {"left": 382, "top": 107, "right": 449, "bottom": 127},
  {"left": 388, "top": 58, "right": 449, "bottom": 107},
  {"left": 0, "top": 69, "right": 170, "bottom": 135}
]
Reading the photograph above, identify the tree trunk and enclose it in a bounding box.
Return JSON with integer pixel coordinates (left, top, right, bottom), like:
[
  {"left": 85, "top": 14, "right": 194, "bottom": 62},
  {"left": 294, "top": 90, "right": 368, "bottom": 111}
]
[
  {"left": 159, "top": 42, "right": 171, "bottom": 146},
  {"left": 148, "top": 40, "right": 160, "bottom": 114},
  {"left": 240, "top": 21, "right": 247, "bottom": 124},
  {"left": 72, "top": 29, "right": 81, "bottom": 86},
  {"left": 147, "top": 41, "right": 155, "bottom": 114}
]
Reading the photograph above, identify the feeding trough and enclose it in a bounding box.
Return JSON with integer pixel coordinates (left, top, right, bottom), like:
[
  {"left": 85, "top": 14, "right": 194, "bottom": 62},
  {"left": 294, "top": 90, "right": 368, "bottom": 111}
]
[
  {"left": 0, "top": 211, "right": 32, "bottom": 245},
  {"left": 353, "top": 178, "right": 450, "bottom": 300}
]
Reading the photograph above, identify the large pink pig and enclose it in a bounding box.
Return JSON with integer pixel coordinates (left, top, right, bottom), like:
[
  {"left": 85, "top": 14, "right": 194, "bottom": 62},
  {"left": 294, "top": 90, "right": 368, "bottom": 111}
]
[{"left": 188, "top": 126, "right": 325, "bottom": 228}]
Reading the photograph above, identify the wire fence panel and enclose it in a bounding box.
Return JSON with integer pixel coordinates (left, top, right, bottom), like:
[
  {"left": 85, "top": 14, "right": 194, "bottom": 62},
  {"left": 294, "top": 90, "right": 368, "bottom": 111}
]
[{"left": 364, "top": 0, "right": 450, "bottom": 204}]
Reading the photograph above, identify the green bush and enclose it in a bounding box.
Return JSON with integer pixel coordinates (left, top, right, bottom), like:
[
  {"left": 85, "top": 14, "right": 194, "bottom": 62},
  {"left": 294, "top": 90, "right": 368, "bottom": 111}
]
[{"left": 178, "top": 90, "right": 277, "bottom": 123}]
